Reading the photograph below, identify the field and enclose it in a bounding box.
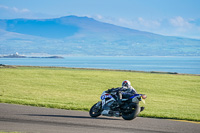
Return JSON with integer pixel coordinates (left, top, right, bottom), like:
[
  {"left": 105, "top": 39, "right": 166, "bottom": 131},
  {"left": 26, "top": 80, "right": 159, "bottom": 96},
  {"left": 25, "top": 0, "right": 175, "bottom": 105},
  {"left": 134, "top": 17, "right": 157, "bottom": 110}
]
[{"left": 0, "top": 66, "right": 200, "bottom": 121}]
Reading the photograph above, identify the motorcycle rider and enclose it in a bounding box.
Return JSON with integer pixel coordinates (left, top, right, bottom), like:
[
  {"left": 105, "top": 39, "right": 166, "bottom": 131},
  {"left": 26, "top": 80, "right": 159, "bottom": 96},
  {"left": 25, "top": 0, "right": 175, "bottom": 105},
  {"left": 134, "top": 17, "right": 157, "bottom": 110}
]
[
  {"left": 121, "top": 80, "right": 138, "bottom": 97},
  {"left": 101, "top": 80, "right": 141, "bottom": 116}
]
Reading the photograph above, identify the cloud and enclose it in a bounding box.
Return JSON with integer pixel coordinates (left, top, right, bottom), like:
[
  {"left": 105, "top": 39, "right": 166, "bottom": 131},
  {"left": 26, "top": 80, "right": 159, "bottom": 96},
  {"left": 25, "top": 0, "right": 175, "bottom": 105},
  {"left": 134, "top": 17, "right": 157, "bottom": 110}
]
[
  {"left": 0, "top": 5, "right": 30, "bottom": 13},
  {"left": 138, "top": 17, "right": 160, "bottom": 26},
  {"left": 93, "top": 15, "right": 161, "bottom": 31},
  {"left": 12, "top": 7, "right": 30, "bottom": 13},
  {"left": 93, "top": 14, "right": 200, "bottom": 39},
  {"left": 167, "top": 16, "right": 200, "bottom": 38},
  {"left": 95, "top": 15, "right": 103, "bottom": 20},
  {"left": 137, "top": 17, "right": 161, "bottom": 29},
  {"left": 169, "top": 16, "right": 192, "bottom": 27},
  {"left": 0, "top": 5, "right": 9, "bottom": 9},
  {"left": 0, "top": 5, "right": 56, "bottom": 19},
  {"left": 0, "top": 5, "right": 31, "bottom": 19}
]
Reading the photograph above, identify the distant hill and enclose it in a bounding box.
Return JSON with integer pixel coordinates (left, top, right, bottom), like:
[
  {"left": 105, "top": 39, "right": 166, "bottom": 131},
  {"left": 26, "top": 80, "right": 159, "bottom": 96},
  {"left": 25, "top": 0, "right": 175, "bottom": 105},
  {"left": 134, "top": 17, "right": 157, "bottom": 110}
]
[{"left": 0, "top": 15, "right": 200, "bottom": 56}]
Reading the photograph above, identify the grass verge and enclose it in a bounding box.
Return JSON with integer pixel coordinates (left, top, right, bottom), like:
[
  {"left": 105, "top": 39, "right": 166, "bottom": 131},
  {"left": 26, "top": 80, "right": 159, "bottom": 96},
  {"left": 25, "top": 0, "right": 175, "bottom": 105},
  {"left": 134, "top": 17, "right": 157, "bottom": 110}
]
[{"left": 0, "top": 66, "right": 200, "bottom": 121}]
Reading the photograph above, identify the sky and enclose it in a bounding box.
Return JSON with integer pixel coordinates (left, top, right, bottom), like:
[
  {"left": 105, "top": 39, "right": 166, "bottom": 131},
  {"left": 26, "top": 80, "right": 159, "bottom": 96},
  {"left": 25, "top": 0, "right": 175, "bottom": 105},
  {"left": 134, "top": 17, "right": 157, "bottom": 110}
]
[{"left": 0, "top": 0, "right": 200, "bottom": 39}]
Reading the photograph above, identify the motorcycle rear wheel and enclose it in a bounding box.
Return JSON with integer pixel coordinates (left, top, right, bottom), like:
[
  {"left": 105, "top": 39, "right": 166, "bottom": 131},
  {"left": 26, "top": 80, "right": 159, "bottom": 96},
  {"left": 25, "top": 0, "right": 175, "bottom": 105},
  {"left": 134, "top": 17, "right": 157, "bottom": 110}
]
[
  {"left": 89, "top": 102, "right": 102, "bottom": 117},
  {"left": 122, "top": 104, "right": 140, "bottom": 120}
]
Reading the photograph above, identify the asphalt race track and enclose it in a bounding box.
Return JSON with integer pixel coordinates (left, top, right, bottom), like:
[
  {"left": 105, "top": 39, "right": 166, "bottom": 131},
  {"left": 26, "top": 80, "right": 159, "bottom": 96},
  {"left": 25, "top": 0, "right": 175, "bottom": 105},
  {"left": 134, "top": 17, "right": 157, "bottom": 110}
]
[{"left": 0, "top": 103, "right": 199, "bottom": 133}]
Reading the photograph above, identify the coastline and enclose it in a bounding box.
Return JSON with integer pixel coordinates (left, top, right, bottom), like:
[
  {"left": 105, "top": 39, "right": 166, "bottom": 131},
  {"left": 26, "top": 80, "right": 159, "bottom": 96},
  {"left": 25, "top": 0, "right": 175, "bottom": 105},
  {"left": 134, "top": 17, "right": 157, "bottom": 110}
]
[
  {"left": 0, "top": 53, "right": 64, "bottom": 59},
  {"left": 1, "top": 56, "right": 199, "bottom": 75},
  {"left": 1, "top": 64, "right": 199, "bottom": 76}
]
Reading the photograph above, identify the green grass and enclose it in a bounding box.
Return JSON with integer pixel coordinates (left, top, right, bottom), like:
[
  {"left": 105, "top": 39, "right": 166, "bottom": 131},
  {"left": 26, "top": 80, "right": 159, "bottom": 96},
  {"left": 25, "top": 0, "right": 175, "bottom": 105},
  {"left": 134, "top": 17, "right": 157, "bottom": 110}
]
[
  {"left": 0, "top": 66, "right": 200, "bottom": 121},
  {"left": 0, "top": 131, "right": 20, "bottom": 133},
  {"left": 0, "top": 132, "right": 20, "bottom": 133}
]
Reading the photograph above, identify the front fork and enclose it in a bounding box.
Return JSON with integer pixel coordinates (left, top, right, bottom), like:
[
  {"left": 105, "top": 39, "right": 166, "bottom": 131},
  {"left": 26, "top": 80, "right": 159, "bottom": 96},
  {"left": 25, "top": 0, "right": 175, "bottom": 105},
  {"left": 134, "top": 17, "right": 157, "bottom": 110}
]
[{"left": 95, "top": 101, "right": 102, "bottom": 110}]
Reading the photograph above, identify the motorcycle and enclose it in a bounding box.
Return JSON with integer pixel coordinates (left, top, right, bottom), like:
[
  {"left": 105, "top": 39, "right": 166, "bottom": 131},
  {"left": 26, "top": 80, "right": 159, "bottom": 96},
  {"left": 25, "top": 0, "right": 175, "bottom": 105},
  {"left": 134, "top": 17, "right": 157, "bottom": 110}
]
[{"left": 89, "top": 90, "right": 147, "bottom": 120}]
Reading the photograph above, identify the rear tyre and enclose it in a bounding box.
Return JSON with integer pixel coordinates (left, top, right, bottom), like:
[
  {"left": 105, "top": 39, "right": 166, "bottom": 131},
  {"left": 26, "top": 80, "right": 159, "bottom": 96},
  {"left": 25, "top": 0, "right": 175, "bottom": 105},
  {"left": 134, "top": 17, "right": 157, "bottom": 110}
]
[
  {"left": 89, "top": 102, "right": 102, "bottom": 117},
  {"left": 122, "top": 104, "right": 140, "bottom": 120}
]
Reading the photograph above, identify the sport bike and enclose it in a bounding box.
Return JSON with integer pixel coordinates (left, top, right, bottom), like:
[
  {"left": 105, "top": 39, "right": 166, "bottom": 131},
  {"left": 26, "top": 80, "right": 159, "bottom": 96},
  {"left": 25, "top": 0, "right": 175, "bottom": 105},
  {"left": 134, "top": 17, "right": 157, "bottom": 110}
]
[{"left": 89, "top": 90, "right": 147, "bottom": 120}]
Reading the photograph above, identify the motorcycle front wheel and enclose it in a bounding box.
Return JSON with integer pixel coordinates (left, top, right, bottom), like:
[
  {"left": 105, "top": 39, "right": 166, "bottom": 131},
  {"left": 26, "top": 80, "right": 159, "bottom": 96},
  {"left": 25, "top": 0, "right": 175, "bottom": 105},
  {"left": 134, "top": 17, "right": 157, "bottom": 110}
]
[{"left": 89, "top": 102, "right": 102, "bottom": 117}]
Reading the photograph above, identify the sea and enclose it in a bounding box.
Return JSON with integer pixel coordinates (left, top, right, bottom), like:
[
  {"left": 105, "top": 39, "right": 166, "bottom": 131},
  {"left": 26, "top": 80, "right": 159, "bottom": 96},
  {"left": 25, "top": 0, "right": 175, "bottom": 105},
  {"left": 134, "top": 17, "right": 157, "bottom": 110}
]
[{"left": 0, "top": 56, "right": 200, "bottom": 75}]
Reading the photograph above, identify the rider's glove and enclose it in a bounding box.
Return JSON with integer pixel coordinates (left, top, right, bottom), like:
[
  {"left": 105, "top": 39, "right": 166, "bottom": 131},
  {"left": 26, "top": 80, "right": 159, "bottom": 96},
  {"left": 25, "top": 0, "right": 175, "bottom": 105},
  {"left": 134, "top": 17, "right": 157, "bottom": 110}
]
[{"left": 106, "top": 89, "right": 111, "bottom": 93}]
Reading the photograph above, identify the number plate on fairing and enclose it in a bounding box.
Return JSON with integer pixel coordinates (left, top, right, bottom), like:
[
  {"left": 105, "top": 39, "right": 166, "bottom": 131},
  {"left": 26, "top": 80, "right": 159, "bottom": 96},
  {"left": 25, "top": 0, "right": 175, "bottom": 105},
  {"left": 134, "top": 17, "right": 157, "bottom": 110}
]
[{"left": 101, "top": 94, "right": 112, "bottom": 100}]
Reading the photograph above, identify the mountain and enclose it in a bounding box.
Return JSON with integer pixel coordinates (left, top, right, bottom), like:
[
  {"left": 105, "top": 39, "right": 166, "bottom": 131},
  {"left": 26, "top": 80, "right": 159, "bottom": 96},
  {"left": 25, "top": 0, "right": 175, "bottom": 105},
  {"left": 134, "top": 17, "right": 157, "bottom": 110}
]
[{"left": 0, "top": 15, "right": 200, "bottom": 56}]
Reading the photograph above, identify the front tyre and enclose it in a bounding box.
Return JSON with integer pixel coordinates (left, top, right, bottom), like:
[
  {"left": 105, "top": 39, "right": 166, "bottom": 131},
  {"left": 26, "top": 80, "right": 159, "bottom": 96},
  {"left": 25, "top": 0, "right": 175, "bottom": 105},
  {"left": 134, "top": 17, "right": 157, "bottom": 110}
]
[
  {"left": 89, "top": 102, "right": 102, "bottom": 117},
  {"left": 122, "top": 104, "right": 140, "bottom": 120}
]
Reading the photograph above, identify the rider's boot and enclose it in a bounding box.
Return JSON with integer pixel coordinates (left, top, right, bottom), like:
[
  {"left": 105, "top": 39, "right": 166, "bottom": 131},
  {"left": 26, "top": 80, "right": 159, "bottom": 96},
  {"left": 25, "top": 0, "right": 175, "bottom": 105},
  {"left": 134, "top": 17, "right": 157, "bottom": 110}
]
[
  {"left": 101, "top": 110, "right": 113, "bottom": 116},
  {"left": 140, "top": 107, "right": 145, "bottom": 112}
]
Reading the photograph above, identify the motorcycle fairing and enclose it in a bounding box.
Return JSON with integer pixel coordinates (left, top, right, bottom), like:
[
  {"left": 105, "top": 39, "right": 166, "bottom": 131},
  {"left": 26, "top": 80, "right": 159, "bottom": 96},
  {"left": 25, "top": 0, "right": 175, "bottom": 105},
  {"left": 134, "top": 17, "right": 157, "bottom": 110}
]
[{"left": 100, "top": 91, "right": 116, "bottom": 107}]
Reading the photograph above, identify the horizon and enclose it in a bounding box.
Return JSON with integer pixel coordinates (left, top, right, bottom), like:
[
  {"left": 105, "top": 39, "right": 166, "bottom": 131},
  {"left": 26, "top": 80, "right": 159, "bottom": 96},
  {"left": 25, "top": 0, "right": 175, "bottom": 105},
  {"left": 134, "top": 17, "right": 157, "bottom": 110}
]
[{"left": 0, "top": 0, "right": 200, "bottom": 39}]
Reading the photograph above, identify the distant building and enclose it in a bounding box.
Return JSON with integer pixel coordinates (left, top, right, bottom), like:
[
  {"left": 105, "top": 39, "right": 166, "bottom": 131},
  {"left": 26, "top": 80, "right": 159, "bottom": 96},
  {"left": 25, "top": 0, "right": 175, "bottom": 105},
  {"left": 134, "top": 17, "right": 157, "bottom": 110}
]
[{"left": 0, "top": 52, "right": 26, "bottom": 58}]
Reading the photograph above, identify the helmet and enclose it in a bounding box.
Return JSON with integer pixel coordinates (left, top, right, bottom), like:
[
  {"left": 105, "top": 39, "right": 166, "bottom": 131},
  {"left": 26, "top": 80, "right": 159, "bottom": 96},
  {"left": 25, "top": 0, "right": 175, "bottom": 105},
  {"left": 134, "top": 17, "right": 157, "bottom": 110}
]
[{"left": 122, "top": 80, "right": 131, "bottom": 88}]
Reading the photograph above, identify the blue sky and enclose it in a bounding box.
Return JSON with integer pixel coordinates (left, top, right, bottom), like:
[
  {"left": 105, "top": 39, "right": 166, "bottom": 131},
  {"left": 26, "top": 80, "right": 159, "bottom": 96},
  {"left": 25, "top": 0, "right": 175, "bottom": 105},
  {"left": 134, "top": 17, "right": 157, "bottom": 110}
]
[{"left": 0, "top": 0, "right": 200, "bottom": 39}]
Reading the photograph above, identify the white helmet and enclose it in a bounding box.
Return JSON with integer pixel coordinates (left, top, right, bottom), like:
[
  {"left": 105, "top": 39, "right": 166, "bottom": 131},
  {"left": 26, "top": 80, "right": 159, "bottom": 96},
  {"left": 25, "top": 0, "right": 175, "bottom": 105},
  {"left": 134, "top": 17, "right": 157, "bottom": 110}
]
[{"left": 122, "top": 80, "right": 131, "bottom": 88}]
